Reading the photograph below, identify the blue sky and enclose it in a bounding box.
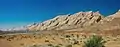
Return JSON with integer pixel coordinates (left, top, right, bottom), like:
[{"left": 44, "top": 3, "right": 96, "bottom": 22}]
[{"left": 0, "top": 0, "right": 120, "bottom": 29}]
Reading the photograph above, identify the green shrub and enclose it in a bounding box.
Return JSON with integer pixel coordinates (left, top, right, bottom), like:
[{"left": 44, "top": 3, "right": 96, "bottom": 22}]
[
  {"left": 65, "top": 35, "right": 71, "bottom": 38},
  {"left": 66, "top": 44, "right": 72, "bottom": 47},
  {"left": 55, "top": 45, "right": 60, "bottom": 47},
  {"left": 20, "top": 43, "right": 24, "bottom": 46},
  {"left": 47, "top": 44, "right": 53, "bottom": 46},
  {"left": 83, "top": 35, "right": 105, "bottom": 47},
  {"left": 45, "top": 39, "right": 49, "bottom": 42},
  {"left": 32, "top": 45, "right": 38, "bottom": 47}
]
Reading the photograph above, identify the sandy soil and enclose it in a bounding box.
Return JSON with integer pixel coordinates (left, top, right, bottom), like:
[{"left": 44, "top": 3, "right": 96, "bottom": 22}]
[
  {"left": 0, "top": 40, "right": 12, "bottom": 47},
  {"left": 0, "top": 31, "right": 120, "bottom": 47}
]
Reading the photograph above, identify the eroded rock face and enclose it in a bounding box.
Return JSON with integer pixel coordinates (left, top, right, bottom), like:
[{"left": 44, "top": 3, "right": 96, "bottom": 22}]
[
  {"left": 27, "top": 11, "right": 104, "bottom": 31},
  {"left": 83, "top": 10, "right": 120, "bottom": 32},
  {"left": 27, "top": 10, "right": 120, "bottom": 31}
]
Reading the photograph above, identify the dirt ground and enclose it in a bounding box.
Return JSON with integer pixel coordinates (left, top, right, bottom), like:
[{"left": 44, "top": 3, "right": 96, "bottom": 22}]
[
  {"left": 0, "top": 40, "right": 12, "bottom": 47},
  {"left": 0, "top": 31, "right": 120, "bottom": 47}
]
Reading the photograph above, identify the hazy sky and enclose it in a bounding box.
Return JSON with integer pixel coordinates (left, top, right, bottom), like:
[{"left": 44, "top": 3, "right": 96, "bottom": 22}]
[{"left": 0, "top": 0, "right": 120, "bottom": 29}]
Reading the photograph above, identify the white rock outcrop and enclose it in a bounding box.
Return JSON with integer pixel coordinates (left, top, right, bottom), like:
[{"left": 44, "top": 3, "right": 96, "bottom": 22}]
[{"left": 27, "top": 11, "right": 104, "bottom": 31}]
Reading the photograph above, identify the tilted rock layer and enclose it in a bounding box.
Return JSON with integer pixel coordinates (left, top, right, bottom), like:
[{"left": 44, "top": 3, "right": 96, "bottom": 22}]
[{"left": 27, "top": 10, "right": 120, "bottom": 31}]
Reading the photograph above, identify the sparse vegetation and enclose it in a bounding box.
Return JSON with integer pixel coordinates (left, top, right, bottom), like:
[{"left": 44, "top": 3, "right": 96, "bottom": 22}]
[
  {"left": 55, "top": 45, "right": 60, "bottom": 47},
  {"left": 20, "top": 43, "right": 24, "bottom": 46},
  {"left": 32, "top": 45, "right": 38, "bottom": 47},
  {"left": 66, "top": 44, "right": 72, "bottom": 47},
  {"left": 47, "top": 43, "right": 53, "bottom": 46},
  {"left": 65, "top": 35, "right": 71, "bottom": 38},
  {"left": 73, "top": 40, "right": 79, "bottom": 45},
  {"left": 83, "top": 35, "right": 106, "bottom": 47},
  {"left": 0, "top": 31, "right": 120, "bottom": 47},
  {"left": 45, "top": 39, "right": 49, "bottom": 42}
]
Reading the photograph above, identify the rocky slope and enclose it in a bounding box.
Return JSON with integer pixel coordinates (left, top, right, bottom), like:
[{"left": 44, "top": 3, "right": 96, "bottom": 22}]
[
  {"left": 27, "top": 11, "right": 104, "bottom": 31},
  {"left": 83, "top": 10, "right": 120, "bottom": 32},
  {"left": 27, "top": 10, "right": 120, "bottom": 31}
]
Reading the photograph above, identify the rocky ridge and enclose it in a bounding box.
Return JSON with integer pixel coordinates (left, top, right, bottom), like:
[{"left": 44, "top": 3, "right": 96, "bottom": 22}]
[{"left": 27, "top": 10, "right": 120, "bottom": 31}]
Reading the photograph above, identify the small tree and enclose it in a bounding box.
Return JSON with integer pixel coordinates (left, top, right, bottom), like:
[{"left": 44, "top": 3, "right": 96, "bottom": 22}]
[{"left": 83, "top": 35, "right": 106, "bottom": 47}]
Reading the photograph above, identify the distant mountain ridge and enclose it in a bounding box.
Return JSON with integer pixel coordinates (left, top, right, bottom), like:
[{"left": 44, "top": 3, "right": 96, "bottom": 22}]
[
  {"left": 27, "top": 11, "right": 104, "bottom": 31},
  {"left": 0, "top": 26, "right": 27, "bottom": 31},
  {"left": 27, "top": 10, "right": 120, "bottom": 31}
]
